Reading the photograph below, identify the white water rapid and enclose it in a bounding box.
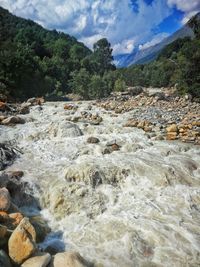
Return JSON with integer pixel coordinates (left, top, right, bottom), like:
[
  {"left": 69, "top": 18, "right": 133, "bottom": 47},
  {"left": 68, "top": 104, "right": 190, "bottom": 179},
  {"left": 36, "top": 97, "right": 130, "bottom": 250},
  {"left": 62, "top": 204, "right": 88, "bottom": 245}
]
[{"left": 1, "top": 101, "right": 200, "bottom": 267}]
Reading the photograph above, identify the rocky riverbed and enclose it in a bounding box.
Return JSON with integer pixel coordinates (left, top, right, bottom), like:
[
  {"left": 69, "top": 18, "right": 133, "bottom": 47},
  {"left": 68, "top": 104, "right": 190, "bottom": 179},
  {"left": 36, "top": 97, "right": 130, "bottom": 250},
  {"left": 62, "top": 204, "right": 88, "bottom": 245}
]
[{"left": 0, "top": 89, "right": 200, "bottom": 267}]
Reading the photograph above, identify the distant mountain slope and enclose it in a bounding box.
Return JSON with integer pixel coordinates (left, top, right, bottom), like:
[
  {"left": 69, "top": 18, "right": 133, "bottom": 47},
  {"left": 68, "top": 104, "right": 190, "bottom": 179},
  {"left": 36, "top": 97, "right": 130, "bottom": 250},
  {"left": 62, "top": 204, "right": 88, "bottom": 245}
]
[{"left": 115, "top": 13, "right": 200, "bottom": 67}]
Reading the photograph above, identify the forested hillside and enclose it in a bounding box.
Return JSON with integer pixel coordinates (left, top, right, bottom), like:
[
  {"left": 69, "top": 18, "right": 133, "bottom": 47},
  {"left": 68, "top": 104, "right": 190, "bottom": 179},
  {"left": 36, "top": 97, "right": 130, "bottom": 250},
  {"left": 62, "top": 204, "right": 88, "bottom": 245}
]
[{"left": 0, "top": 7, "right": 115, "bottom": 100}]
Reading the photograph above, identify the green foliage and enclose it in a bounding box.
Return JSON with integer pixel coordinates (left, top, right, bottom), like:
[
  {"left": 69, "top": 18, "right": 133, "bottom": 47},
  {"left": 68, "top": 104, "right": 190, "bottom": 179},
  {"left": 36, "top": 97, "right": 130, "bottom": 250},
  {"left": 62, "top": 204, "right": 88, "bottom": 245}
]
[
  {"left": 0, "top": 7, "right": 91, "bottom": 99},
  {"left": 70, "top": 68, "right": 91, "bottom": 99},
  {"left": 92, "top": 38, "right": 116, "bottom": 75},
  {"left": 0, "top": 7, "right": 118, "bottom": 100},
  {"left": 114, "top": 79, "right": 126, "bottom": 92},
  {"left": 89, "top": 75, "right": 107, "bottom": 99},
  {"left": 118, "top": 31, "right": 200, "bottom": 98}
]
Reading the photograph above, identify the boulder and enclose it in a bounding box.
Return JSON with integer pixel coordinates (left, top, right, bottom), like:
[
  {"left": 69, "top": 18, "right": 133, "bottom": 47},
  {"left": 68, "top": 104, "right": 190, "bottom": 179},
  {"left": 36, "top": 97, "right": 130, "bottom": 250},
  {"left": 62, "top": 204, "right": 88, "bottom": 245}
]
[
  {"left": 0, "top": 188, "right": 11, "bottom": 211},
  {"left": 57, "top": 122, "right": 83, "bottom": 138},
  {"left": 64, "top": 104, "right": 75, "bottom": 110},
  {"left": 50, "top": 251, "right": 93, "bottom": 267},
  {"left": 2, "top": 116, "right": 25, "bottom": 125},
  {"left": 87, "top": 137, "right": 100, "bottom": 144},
  {"left": 8, "top": 217, "right": 36, "bottom": 264},
  {"left": 21, "top": 252, "right": 51, "bottom": 267},
  {"left": 0, "top": 250, "right": 12, "bottom": 267}
]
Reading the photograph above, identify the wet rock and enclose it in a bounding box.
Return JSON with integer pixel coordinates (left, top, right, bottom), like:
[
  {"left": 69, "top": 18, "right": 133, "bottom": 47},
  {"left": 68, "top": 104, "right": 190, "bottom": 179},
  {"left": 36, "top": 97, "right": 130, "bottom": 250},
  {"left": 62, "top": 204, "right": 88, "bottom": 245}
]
[
  {"left": 57, "top": 122, "right": 83, "bottom": 138},
  {"left": 102, "top": 148, "right": 111, "bottom": 155},
  {"left": 0, "top": 115, "right": 7, "bottom": 122},
  {"left": 27, "top": 97, "right": 44, "bottom": 106},
  {"left": 0, "top": 250, "right": 12, "bottom": 267},
  {"left": 6, "top": 170, "right": 24, "bottom": 180},
  {"left": 1, "top": 116, "right": 25, "bottom": 125},
  {"left": 0, "top": 224, "right": 7, "bottom": 239},
  {"left": 64, "top": 104, "right": 76, "bottom": 110},
  {"left": 0, "top": 102, "right": 6, "bottom": 111},
  {"left": 8, "top": 217, "right": 37, "bottom": 264},
  {"left": 50, "top": 251, "right": 93, "bottom": 267},
  {"left": 21, "top": 252, "right": 51, "bottom": 267},
  {"left": 111, "top": 144, "right": 120, "bottom": 151},
  {"left": 0, "top": 143, "right": 22, "bottom": 171},
  {"left": 87, "top": 137, "right": 100, "bottom": 144},
  {"left": 0, "top": 188, "right": 11, "bottom": 211},
  {"left": 17, "top": 103, "right": 30, "bottom": 114},
  {"left": 65, "top": 161, "right": 126, "bottom": 187},
  {"left": 30, "top": 216, "right": 51, "bottom": 243}
]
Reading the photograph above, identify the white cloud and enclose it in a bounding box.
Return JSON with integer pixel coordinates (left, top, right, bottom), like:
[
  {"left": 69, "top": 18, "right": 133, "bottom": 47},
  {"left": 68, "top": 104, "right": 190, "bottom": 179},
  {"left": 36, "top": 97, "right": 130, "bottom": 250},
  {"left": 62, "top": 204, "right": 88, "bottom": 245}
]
[
  {"left": 139, "top": 33, "right": 169, "bottom": 50},
  {"left": 113, "top": 39, "right": 136, "bottom": 55},
  {"left": 167, "top": 0, "right": 200, "bottom": 24},
  {"left": 0, "top": 0, "right": 172, "bottom": 55}
]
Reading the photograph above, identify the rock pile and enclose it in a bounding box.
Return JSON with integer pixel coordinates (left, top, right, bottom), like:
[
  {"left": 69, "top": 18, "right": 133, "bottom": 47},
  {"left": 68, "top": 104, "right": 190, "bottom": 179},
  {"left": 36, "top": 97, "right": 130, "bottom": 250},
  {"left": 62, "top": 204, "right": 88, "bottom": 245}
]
[
  {"left": 0, "top": 171, "right": 100, "bottom": 267},
  {"left": 0, "top": 97, "right": 45, "bottom": 126},
  {"left": 67, "top": 110, "right": 103, "bottom": 125},
  {"left": 98, "top": 88, "right": 200, "bottom": 145}
]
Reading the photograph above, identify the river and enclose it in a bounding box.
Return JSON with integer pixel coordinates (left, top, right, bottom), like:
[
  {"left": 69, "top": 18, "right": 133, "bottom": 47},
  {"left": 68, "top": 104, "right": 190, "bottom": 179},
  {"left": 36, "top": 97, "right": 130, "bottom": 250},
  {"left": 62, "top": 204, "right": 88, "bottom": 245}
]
[{"left": 1, "top": 101, "right": 200, "bottom": 267}]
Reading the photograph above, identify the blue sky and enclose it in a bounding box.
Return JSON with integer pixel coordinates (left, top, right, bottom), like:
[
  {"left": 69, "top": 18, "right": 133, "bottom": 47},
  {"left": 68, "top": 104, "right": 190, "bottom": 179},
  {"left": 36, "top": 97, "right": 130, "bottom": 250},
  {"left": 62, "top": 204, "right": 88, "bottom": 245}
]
[{"left": 0, "top": 0, "right": 200, "bottom": 55}]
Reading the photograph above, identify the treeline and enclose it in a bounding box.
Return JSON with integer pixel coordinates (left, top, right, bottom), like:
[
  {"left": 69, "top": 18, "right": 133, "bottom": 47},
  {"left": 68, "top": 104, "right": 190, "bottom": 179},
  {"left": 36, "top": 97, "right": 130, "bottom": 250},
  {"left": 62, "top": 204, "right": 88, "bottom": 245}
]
[
  {"left": 0, "top": 6, "right": 200, "bottom": 100},
  {"left": 0, "top": 7, "right": 115, "bottom": 100},
  {"left": 118, "top": 14, "right": 200, "bottom": 98}
]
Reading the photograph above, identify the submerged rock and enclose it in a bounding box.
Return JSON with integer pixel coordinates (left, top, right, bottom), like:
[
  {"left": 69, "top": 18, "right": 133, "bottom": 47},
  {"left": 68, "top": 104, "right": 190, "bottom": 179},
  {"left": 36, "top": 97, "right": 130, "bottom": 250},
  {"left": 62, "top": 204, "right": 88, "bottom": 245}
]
[
  {"left": 55, "top": 122, "right": 83, "bottom": 138},
  {"left": 87, "top": 137, "right": 100, "bottom": 144}
]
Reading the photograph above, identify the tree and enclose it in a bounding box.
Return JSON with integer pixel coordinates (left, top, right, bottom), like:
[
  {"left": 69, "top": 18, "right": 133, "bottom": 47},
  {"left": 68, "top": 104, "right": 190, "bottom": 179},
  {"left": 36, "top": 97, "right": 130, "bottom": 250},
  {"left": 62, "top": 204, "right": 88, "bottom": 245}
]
[
  {"left": 89, "top": 75, "right": 107, "bottom": 99},
  {"left": 114, "top": 78, "right": 126, "bottom": 92},
  {"left": 93, "top": 38, "right": 116, "bottom": 75},
  {"left": 70, "top": 68, "right": 91, "bottom": 99}
]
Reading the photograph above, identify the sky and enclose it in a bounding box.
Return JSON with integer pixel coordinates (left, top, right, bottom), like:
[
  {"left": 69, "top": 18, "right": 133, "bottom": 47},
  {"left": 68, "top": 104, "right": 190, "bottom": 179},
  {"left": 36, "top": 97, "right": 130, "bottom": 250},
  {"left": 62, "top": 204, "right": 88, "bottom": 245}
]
[{"left": 0, "top": 0, "right": 200, "bottom": 55}]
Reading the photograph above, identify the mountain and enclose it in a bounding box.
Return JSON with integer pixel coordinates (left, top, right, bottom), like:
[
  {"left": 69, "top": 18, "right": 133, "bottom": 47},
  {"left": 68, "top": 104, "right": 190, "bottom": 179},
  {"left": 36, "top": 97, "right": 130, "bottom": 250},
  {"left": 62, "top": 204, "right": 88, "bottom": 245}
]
[{"left": 115, "top": 13, "right": 200, "bottom": 67}]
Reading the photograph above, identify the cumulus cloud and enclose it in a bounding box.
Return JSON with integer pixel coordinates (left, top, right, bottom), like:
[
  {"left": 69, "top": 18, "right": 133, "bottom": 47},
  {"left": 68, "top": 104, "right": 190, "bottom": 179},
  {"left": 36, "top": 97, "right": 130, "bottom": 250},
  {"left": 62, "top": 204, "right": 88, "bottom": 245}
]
[
  {"left": 113, "top": 39, "right": 136, "bottom": 55},
  {"left": 167, "top": 0, "right": 200, "bottom": 23},
  {"left": 0, "top": 0, "right": 174, "bottom": 55}
]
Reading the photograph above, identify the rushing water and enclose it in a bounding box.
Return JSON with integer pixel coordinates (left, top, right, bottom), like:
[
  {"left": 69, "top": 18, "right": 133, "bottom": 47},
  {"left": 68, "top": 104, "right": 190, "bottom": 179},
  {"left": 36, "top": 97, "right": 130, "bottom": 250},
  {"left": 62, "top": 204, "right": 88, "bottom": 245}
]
[{"left": 1, "top": 101, "right": 200, "bottom": 267}]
